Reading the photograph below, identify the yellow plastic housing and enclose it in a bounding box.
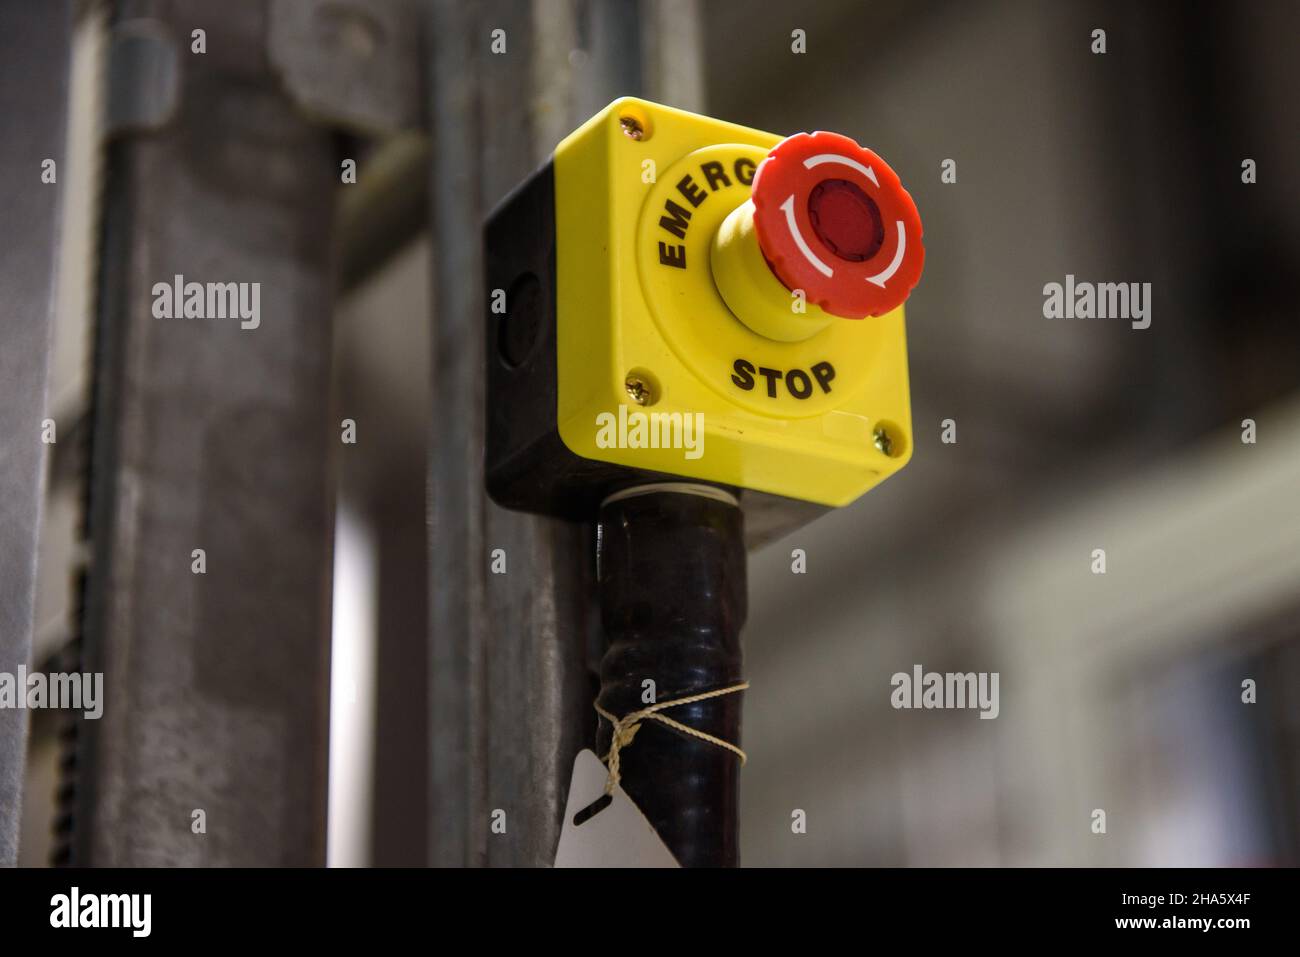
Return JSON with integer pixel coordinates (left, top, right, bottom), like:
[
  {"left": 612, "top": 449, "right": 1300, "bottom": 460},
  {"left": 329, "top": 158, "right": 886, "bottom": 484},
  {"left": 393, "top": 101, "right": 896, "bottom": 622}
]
[{"left": 553, "top": 97, "right": 913, "bottom": 508}]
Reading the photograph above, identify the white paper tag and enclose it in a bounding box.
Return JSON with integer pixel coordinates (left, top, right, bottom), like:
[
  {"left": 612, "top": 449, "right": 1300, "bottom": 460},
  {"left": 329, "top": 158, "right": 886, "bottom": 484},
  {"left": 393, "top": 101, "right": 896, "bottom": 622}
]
[{"left": 553, "top": 749, "right": 680, "bottom": 868}]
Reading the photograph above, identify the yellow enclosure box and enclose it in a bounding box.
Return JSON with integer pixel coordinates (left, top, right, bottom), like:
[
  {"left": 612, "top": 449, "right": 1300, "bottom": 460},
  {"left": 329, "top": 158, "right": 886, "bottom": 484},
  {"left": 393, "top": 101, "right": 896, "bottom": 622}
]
[{"left": 552, "top": 97, "right": 914, "bottom": 508}]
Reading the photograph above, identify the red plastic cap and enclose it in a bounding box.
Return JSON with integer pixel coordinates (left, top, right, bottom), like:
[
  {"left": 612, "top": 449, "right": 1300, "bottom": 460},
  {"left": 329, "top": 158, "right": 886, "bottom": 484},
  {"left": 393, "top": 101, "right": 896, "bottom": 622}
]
[{"left": 751, "top": 131, "right": 924, "bottom": 319}]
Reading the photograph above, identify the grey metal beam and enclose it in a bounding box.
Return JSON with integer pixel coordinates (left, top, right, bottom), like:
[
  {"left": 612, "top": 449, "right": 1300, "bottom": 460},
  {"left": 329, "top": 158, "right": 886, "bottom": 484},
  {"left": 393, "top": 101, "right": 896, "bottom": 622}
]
[
  {"left": 0, "top": 0, "right": 73, "bottom": 867},
  {"left": 425, "top": 0, "right": 704, "bottom": 867},
  {"left": 73, "top": 0, "right": 337, "bottom": 865},
  {"left": 426, "top": 0, "right": 497, "bottom": 872}
]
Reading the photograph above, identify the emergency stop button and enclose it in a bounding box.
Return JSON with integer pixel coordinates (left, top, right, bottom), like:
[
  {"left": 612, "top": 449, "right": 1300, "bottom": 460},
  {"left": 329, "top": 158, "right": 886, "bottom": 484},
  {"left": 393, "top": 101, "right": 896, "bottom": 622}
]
[
  {"left": 711, "top": 131, "right": 924, "bottom": 339},
  {"left": 752, "top": 131, "right": 924, "bottom": 319}
]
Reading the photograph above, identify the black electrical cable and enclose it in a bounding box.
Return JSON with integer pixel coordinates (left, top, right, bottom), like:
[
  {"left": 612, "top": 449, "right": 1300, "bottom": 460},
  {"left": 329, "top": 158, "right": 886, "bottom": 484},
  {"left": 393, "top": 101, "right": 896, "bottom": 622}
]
[{"left": 595, "top": 486, "right": 747, "bottom": 867}]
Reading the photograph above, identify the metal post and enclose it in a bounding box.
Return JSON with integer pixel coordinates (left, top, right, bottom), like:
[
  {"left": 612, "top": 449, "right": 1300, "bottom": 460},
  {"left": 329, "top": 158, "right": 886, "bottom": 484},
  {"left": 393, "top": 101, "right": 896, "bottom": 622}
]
[
  {"left": 71, "top": 0, "right": 337, "bottom": 865},
  {"left": 0, "top": 0, "right": 73, "bottom": 867},
  {"left": 425, "top": 0, "right": 705, "bottom": 866}
]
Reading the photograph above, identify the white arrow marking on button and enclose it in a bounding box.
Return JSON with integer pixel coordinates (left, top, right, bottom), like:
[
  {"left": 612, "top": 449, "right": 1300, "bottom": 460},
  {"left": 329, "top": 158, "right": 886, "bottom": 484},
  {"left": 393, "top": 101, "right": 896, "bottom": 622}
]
[
  {"left": 803, "top": 153, "right": 880, "bottom": 188},
  {"left": 780, "top": 194, "right": 834, "bottom": 277},
  {"left": 865, "top": 221, "right": 907, "bottom": 288}
]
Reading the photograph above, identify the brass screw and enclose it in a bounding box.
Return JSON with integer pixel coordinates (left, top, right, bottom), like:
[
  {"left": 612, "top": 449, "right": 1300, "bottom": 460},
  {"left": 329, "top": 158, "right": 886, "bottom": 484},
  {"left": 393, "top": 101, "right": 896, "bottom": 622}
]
[
  {"left": 873, "top": 424, "right": 895, "bottom": 457},
  {"left": 625, "top": 374, "right": 652, "bottom": 405},
  {"left": 619, "top": 116, "right": 644, "bottom": 140}
]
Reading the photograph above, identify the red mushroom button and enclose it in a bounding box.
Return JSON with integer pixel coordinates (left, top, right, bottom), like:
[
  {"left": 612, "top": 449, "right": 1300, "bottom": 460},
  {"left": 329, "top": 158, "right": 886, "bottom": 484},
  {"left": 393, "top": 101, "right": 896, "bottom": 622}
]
[{"left": 750, "top": 131, "right": 924, "bottom": 319}]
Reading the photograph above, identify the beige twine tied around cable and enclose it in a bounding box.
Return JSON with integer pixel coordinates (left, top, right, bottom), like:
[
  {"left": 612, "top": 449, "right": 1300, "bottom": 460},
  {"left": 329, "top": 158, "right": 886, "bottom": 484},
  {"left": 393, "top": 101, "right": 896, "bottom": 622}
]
[{"left": 593, "top": 682, "right": 750, "bottom": 796}]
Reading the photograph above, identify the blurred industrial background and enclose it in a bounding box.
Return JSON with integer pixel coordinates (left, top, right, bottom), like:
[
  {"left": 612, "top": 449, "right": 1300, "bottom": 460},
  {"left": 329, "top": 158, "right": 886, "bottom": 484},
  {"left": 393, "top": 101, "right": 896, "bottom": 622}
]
[{"left": 7, "top": 0, "right": 1298, "bottom": 866}]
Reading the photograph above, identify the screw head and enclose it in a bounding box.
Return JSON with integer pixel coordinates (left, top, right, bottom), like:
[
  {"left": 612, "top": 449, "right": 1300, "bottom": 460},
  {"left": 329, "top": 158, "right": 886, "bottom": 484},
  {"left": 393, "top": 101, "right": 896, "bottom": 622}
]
[
  {"left": 619, "top": 116, "right": 644, "bottom": 140},
  {"left": 872, "top": 424, "right": 895, "bottom": 456},
  {"left": 625, "top": 374, "right": 651, "bottom": 405}
]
